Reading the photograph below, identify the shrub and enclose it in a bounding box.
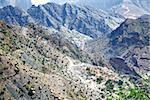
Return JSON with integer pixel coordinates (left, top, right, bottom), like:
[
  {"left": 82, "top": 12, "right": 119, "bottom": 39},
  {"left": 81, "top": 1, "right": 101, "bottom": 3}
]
[
  {"left": 116, "top": 87, "right": 150, "bottom": 100},
  {"left": 2, "top": 30, "right": 10, "bottom": 37},
  {"left": 1, "top": 44, "right": 10, "bottom": 53},
  {"left": 96, "top": 76, "right": 103, "bottom": 84},
  {"left": 105, "top": 80, "right": 114, "bottom": 92}
]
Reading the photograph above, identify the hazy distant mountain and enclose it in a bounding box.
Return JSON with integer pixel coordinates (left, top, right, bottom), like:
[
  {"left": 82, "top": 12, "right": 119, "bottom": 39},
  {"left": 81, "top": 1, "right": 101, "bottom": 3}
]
[
  {"left": 78, "top": 0, "right": 150, "bottom": 19},
  {"left": 109, "top": 0, "right": 150, "bottom": 19},
  {"left": 0, "top": 0, "right": 32, "bottom": 10}
]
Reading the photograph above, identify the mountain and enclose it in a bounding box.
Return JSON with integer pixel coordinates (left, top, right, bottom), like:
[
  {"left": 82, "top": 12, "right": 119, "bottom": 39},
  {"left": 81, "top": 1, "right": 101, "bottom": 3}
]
[
  {"left": 1, "top": 0, "right": 149, "bottom": 19},
  {"left": 28, "top": 3, "right": 114, "bottom": 38},
  {"left": 109, "top": 15, "right": 150, "bottom": 73},
  {"left": 0, "top": 0, "right": 32, "bottom": 10},
  {"left": 0, "top": 4, "right": 150, "bottom": 99},
  {"left": 1, "top": 20, "right": 149, "bottom": 100},
  {"left": 0, "top": 21, "right": 139, "bottom": 100},
  {"left": 109, "top": 0, "right": 150, "bottom": 19},
  {"left": 0, "top": 3, "right": 120, "bottom": 38},
  {"left": 109, "top": 15, "right": 150, "bottom": 56},
  {"left": 78, "top": 0, "right": 150, "bottom": 19},
  {"left": 85, "top": 15, "right": 150, "bottom": 78}
]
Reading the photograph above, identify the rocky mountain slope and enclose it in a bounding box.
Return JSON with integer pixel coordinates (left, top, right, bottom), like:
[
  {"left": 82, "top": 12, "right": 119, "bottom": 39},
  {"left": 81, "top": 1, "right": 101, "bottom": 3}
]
[
  {"left": 1, "top": 21, "right": 149, "bottom": 100},
  {"left": 0, "top": 2, "right": 150, "bottom": 100},
  {"left": 0, "top": 3, "right": 120, "bottom": 38},
  {"left": 109, "top": 15, "right": 150, "bottom": 76},
  {"left": 85, "top": 15, "right": 150, "bottom": 80}
]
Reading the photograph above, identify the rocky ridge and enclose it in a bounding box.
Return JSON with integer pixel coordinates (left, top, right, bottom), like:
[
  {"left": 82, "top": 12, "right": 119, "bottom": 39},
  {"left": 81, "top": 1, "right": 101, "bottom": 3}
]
[{"left": 0, "top": 3, "right": 120, "bottom": 38}]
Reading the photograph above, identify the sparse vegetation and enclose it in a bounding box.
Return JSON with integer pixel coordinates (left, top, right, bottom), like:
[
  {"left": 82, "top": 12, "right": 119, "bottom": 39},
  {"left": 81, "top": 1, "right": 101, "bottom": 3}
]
[
  {"left": 2, "top": 30, "right": 10, "bottom": 37},
  {"left": 0, "top": 44, "right": 10, "bottom": 53},
  {"left": 0, "top": 16, "right": 149, "bottom": 100},
  {"left": 25, "top": 81, "right": 34, "bottom": 91},
  {"left": 116, "top": 87, "right": 150, "bottom": 100},
  {"left": 96, "top": 76, "right": 103, "bottom": 84},
  {"left": 105, "top": 80, "right": 115, "bottom": 92}
]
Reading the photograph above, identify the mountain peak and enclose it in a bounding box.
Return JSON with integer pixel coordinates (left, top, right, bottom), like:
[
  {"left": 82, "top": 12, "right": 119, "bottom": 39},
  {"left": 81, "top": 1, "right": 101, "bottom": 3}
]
[{"left": 28, "top": 3, "right": 118, "bottom": 38}]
